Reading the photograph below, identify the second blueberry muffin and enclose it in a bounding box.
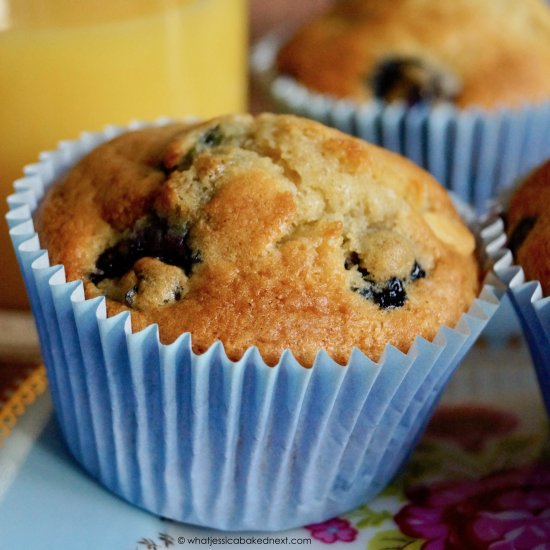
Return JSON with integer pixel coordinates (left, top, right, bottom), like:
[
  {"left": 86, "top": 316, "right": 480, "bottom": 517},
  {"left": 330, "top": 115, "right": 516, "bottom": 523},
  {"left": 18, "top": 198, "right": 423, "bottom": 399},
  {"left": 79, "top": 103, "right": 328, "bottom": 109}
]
[
  {"left": 35, "top": 113, "right": 478, "bottom": 366},
  {"left": 276, "top": 0, "right": 550, "bottom": 109},
  {"left": 487, "top": 159, "right": 550, "bottom": 418},
  {"left": 506, "top": 160, "right": 550, "bottom": 295}
]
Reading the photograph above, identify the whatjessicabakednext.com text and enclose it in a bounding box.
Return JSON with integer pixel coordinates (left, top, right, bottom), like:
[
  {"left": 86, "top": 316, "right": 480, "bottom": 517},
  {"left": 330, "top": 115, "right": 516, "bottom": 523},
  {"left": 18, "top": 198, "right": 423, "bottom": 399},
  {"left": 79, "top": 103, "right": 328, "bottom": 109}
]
[{"left": 178, "top": 535, "right": 312, "bottom": 546}]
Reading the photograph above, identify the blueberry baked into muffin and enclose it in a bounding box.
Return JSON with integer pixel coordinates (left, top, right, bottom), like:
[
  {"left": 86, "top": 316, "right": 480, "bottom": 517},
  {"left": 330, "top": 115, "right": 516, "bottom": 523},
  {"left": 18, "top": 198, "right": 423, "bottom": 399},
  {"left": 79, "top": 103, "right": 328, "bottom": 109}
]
[
  {"left": 36, "top": 113, "right": 478, "bottom": 366},
  {"left": 506, "top": 159, "right": 550, "bottom": 295},
  {"left": 276, "top": 0, "right": 550, "bottom": 109}
]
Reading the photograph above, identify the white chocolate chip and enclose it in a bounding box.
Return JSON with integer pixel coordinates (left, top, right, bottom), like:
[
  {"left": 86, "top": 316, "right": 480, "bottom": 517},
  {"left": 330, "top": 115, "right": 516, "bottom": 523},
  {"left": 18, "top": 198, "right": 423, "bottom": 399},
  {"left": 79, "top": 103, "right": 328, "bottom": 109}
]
[{"left": 423, "top": 212, "right": 475, "bottom": 256}]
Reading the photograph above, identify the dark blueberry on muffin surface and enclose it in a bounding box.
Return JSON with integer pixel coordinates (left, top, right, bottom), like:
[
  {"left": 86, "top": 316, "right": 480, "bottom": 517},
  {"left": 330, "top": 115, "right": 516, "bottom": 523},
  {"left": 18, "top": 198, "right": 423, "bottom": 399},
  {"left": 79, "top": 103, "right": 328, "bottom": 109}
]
[
  {"left": 371, "top": 277, "right": 407, "bottom": 309},
  {"left": 507, "top": 216, "right": 538, "bottom": 256},
  {"left": 356, "top": 277, "right": 407, "bottom": 309},
  {"left": 172, "top": 124, "right": 225, "bottom": 172},
  {"left": 91, "top": 214, "right": 200, "bottom": 284},
  {"left": 410, "top": 261, "right": 426, "bottom": 281},
  {"left": 345, "top": 249, "right": 427, "bottom": 309},
  {"left": 368, "top": 56, "right": 460, "bottom": 105}
]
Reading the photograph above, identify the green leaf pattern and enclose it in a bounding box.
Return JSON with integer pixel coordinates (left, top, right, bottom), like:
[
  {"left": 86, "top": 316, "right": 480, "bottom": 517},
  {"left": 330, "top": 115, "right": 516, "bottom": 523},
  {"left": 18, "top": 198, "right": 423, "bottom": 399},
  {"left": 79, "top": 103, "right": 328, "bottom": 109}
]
[
  {"left": 367, "top": 530, "right": 424, "bottom": 550},
  {"left": 346, "top": 504, "right": 393, "bottom": 529}
]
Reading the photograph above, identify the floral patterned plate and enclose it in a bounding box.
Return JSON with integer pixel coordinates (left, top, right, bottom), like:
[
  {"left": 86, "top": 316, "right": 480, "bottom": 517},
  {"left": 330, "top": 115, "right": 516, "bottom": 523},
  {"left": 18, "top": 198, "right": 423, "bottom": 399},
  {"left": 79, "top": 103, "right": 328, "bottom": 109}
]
[{"left": 0, "top": 319, "right": 548, "bottom": 550}]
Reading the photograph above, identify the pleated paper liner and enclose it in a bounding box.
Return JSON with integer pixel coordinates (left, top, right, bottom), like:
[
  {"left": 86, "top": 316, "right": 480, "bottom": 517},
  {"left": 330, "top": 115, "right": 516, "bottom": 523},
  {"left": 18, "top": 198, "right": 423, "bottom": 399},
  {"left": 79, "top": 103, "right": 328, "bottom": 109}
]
[
  {"left": 7, "top": 121, "right": 499, "bottom": 531},
  {"left": 251, "top": 33, "right": 550, "bottom": 214},
  {"left": 483, "top": 216, "right": 550, "bottom": 418}
]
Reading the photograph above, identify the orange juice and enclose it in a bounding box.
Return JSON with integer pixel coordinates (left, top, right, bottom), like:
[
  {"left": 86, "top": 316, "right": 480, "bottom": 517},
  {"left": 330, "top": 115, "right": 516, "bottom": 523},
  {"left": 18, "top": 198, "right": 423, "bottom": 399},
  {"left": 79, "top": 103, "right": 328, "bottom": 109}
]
[{"left": 0, "top": 0, "right": 247, "bottom": 308}]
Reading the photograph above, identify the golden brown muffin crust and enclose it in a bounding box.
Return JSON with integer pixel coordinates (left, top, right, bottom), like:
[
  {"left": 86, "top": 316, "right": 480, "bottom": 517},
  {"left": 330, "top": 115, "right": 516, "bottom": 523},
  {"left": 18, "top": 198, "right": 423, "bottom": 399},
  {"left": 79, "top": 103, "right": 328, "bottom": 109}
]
[
  {"left": 507, "top": 159, "right": 550, "bottom": 295},
  {"left": 36, "top": 114, "right": 478, "bottom": 366},
  {"left": 276, "top": 0, "right": 550, "bottom": 109}
]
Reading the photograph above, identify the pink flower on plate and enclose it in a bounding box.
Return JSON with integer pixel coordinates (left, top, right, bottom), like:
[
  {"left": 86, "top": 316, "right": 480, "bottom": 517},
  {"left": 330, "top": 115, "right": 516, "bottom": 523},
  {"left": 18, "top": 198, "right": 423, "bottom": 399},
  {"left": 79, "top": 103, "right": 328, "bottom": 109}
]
[
  {"left": 395, "top": 465, "right": 550, "bottom": 549},
  {"left": 305, "top": 517, "right": 358, "bottom": 544}
]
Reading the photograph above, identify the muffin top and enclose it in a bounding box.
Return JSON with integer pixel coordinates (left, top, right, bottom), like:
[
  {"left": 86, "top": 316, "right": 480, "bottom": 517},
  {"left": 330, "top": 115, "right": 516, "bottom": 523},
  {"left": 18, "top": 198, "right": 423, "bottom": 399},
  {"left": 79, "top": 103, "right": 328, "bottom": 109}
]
[
  {"left": 276, "top": 0, "right": 550, "bottom": 109},
  {"left": 36, "top": 113, "right": 478, "bottom": 366},
  {"left": 507, "top": 159, "right": 550, "bottom": 295}
]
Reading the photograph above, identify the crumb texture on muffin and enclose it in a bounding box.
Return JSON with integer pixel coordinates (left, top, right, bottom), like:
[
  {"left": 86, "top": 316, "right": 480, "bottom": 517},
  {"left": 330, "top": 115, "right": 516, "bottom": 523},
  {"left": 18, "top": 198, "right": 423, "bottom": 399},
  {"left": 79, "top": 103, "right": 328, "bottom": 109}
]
[
  {"left": 276, "top": 0, "right": 550, "bottom": 109},
  {"left": 36, "top": 114, "right": 478, "bottom": 366},
  {"left": 507, "top": 159, "right": 550, "bottom": 296}
]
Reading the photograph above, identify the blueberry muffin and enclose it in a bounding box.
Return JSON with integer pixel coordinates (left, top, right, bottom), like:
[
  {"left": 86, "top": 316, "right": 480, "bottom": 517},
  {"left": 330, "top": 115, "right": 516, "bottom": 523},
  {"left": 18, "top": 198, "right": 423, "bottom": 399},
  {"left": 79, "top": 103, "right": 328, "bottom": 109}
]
[
  {"left": 35, "top": 113, "right": 478, "bottom": 366},
  {"left": 506, "top": 159, "right": 550, "bottom": 295},
  {"left": 276, "top": 0, "right": 550, "bottom": 109}
]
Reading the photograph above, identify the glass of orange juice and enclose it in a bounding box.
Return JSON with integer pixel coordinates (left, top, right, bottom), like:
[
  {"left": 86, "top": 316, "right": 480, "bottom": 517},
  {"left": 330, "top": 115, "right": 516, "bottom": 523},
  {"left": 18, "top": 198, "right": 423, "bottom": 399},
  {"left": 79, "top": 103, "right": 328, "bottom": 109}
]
[{"left": 0, "top": 0, "right": 247, "bottom": 309}]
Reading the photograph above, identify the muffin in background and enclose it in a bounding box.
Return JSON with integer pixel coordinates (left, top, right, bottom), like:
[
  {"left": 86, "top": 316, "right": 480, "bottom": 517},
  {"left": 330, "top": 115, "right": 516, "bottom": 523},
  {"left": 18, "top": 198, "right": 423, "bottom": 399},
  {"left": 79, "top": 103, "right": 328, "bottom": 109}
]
[
  {"left": 506, "top": 160, "right": 550, "bottom": 294},
  {"left": 486, "top": 159, "right": 550, "bottom": 417},
  {"left": 276, "top": 0, "right": 550, "bottom": 109},
  {"left": 253, "top": 0, "right": 550, "bottom": 212},
  {"left": 7, "top": 114, "right": 498, "bottom": 531}
]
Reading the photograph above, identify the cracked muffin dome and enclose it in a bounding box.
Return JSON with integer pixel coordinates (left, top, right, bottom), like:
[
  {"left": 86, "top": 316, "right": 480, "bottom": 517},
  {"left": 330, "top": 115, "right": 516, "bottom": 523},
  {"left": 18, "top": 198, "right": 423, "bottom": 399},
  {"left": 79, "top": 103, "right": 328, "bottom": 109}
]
[
  {"left": 506, "top": 159, "right": 550, "bottom": 295},
  {"left": 276, "top": 0, "right": 550, "bottom": 109},
  {"left": 35, "top": 113, "right": 478, "bottom": 366}
]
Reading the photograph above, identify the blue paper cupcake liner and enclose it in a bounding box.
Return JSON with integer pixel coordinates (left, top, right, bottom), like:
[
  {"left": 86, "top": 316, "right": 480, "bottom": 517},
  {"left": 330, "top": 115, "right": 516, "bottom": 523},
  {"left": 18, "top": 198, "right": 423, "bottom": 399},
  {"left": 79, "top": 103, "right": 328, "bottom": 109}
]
[
  {"left": 7, "top": 122, "right": 499, "bottom": 532},
  {"left": 483, "top": 217, "right": 550, "bottom": 418},
  {"left": 251, "top": 35, "right": 550, "bottom": 214}
]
